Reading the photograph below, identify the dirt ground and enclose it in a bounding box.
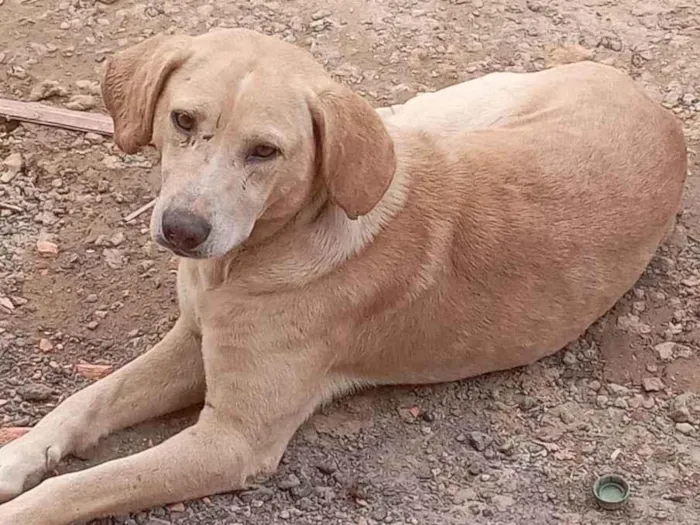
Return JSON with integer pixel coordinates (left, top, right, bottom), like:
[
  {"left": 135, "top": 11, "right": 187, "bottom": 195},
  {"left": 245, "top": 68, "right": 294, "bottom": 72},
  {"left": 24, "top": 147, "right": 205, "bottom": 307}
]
[{"left": 1, "top": 0, "right": 699, "bottom": 524}]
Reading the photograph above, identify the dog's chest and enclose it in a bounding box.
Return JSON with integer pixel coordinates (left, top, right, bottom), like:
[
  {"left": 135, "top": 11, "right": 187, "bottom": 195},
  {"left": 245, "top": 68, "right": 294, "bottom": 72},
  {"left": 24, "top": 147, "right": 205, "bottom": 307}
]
[{"left": 175, "top": 259, "right": 226, "bottom": 330}]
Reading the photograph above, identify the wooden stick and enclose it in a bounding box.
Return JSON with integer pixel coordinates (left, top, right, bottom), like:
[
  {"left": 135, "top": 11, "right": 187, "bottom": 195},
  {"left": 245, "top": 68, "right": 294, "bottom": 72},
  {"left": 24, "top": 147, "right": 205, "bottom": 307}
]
[
  {"left": 0, "top": 202, "right": 24, "bottom": 213},
  {"left": 123, "top": 199, "right": 156, "bottom": 222},
  {"left": 0, "top": 98, "right": 114, "bottom": 136}
]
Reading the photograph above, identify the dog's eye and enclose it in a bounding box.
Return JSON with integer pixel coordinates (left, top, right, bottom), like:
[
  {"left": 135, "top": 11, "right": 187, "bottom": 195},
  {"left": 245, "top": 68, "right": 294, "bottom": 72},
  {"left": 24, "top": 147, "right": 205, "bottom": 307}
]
[
  {"left": 248, "top": 144, "right": 279, "bottom": 161},
  {"left": 171, "top": 111, "right": 196, "bottom": 133}
]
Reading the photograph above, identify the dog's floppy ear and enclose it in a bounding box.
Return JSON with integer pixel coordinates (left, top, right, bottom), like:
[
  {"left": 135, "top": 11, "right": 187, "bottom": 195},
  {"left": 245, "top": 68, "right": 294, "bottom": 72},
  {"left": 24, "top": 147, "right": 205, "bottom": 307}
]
[
  {"left": 310, "top": 85, "right": 396, "bottom": 219},
  {"left": 101, "top": 34, "right": 192, "bottom": 154}
]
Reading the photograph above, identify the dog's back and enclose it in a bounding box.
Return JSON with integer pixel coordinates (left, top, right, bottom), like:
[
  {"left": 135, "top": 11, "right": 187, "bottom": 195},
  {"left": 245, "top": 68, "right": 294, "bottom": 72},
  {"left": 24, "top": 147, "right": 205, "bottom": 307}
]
[{"left": 339, "top": 62, "right": 686, "bottom": 385}]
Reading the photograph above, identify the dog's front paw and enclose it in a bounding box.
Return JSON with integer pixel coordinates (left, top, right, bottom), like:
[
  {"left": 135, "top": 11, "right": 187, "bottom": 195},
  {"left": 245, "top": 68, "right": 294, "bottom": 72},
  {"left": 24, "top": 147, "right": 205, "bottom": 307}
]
[{"left": 0, "top": 436, "right": 60, "bottom": 503}]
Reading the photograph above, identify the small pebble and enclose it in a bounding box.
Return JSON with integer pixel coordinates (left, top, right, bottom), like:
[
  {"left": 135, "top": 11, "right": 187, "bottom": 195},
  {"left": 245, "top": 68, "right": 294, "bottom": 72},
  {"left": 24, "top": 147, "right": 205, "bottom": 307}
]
[
  {"left": 17, "top": 384, "right": 53, "bottom": 402},
  {"left": 669, "top": 407, "right": 691, "bottom": 423},
  {"left": 65, "top": 94, "right": 97, "bottom": 111},
  {"left": 655, "top": 342, "right": 676, "bottom": 361},
  {"left": 75, "top": 364, "right": 113, "bottom": 380},
  {"left": 676, "top": 423, "right": 694, "bottom": 435},
  {"left": 38, "top": 338, "right": 54, "bottom": 353},
  {"left": 468, "top": 431, "right": 493, "bottom": 452},
  {"left": 278, "top": 473, "right": 301, "bottom": 490},
  {"left": 37, "top": 240, "right": 59, "bottom": 255},
  {"left": 168, "top": 503, "right": 185, "bottom": 513},
  {"left": 642, "top": 377, "right": 664, "bottom": 392}
]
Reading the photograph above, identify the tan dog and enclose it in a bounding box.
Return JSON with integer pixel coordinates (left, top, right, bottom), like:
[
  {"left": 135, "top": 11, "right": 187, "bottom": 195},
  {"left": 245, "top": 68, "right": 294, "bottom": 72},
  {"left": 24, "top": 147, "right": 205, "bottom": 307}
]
[{"left": 0, "top": 28, "right": 686, "bottom": 524}]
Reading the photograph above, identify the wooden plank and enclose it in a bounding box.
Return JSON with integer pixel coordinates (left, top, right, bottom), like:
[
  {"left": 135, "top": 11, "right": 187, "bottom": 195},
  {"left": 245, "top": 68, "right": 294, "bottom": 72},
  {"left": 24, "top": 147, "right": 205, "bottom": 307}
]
[
  {"left": 0, "top": 97, "right": 159, "bottom": 223},
  {"left": 0, "top": 98, "right": 114, "bottom": 135}
]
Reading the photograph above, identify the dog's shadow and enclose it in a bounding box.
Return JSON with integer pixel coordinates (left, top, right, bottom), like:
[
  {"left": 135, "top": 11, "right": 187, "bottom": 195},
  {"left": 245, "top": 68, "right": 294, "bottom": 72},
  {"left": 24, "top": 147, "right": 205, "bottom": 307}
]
[
  {"left": 55, "top": 363, "right": 540, "bottom": 503},
  {"left": 53, "top": 346, "right": 616, "bottom": 522},
  {"left": 56, "top": 376, "right": 504, "bottom": 477}
]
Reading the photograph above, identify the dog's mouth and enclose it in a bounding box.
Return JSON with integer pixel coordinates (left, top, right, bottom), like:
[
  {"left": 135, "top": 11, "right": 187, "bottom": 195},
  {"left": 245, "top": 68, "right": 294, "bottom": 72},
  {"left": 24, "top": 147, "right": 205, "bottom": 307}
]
[
  {"left": 154, "top": 234, "right": 209, "bottom": 259},
  {"left": 171, "top": 248, "right": 208, "bottom": 259}
]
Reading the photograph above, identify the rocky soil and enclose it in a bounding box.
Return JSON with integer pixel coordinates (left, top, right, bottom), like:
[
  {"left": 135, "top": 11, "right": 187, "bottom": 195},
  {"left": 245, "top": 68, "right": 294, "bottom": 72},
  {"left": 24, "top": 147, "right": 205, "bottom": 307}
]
[{"left": 1, "top": 0, "right": 699, "bottom": 524}]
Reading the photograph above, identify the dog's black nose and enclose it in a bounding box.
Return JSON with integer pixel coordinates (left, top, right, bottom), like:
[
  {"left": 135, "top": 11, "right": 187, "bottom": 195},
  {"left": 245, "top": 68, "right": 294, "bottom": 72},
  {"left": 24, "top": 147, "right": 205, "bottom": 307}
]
[{"left": 161, "top": 208, "right": 211, "bottom": 252}]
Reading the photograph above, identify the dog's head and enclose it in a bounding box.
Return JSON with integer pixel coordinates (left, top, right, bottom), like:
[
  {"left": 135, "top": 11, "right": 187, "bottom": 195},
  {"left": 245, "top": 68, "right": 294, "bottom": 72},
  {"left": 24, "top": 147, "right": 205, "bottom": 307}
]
[{"left": 101, "top": 29, "right": 396, "bottom": 258}]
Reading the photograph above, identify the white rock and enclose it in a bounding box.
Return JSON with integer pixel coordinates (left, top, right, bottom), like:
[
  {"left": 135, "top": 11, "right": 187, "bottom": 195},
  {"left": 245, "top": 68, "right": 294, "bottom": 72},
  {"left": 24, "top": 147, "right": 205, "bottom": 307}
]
[
  {"left": 654, "top": 342, "right": 675, "bottom": 361},
  {"left": 676, "top": 423, "right": 695, "bottom": 435}
]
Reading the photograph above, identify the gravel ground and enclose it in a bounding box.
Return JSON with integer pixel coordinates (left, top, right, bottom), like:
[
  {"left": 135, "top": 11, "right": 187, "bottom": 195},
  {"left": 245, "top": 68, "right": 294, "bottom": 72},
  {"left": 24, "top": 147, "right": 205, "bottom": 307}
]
[{"left": 1, "top": 0, "right": 699, "bottom": 524}]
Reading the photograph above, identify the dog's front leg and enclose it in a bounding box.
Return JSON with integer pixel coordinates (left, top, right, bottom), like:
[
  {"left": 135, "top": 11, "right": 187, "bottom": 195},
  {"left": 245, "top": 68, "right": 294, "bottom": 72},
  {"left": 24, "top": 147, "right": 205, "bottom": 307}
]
[
  {"left": 0, "top": 317, "right": 204, "bottom": 504},
  {"left": 0, "top": 341, "right": 331, "bottom": 525}
]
